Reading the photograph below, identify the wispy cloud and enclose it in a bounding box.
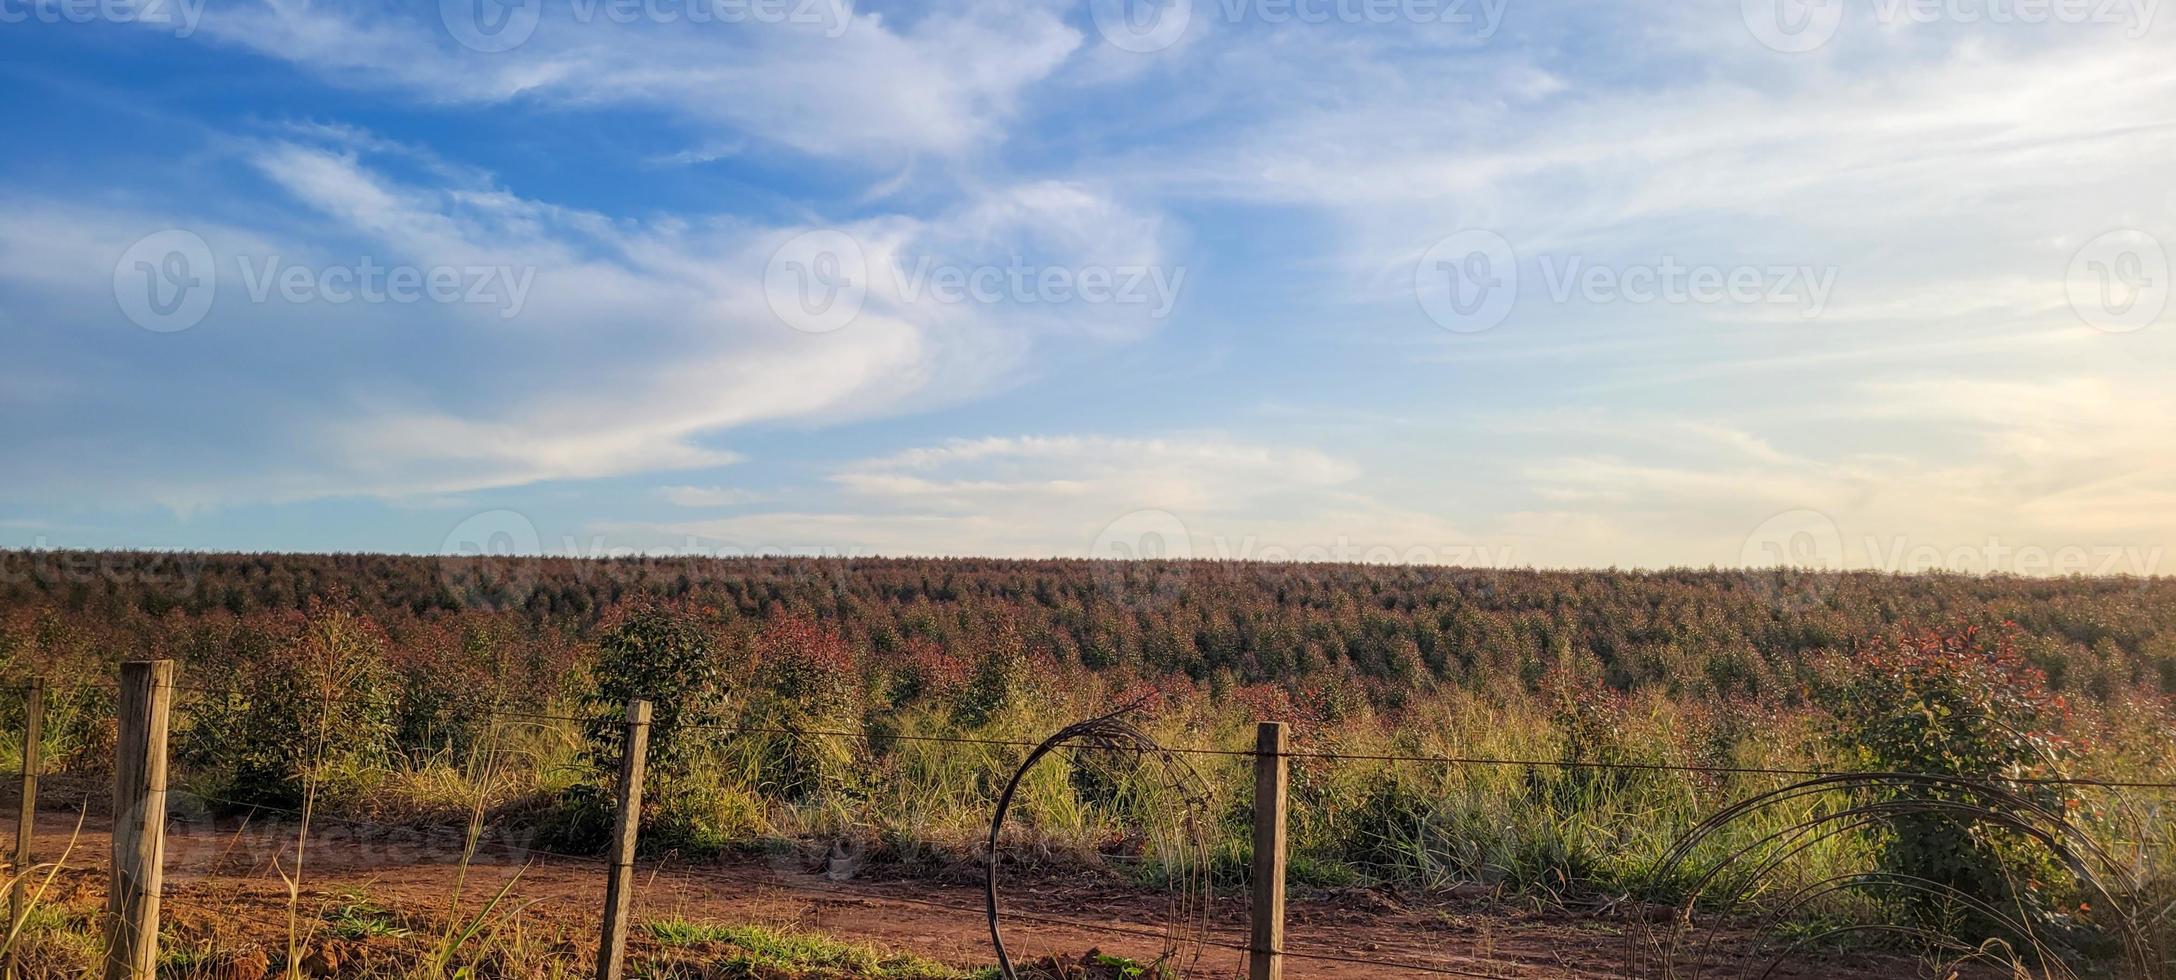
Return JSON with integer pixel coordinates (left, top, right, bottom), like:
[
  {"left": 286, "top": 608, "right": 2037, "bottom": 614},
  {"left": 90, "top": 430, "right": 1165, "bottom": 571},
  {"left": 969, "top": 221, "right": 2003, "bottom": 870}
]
[
  {"left": 5, "top": 1, "right": 2172, "bottom": 570},
  {"left": 659, "top": 484, "right": 763, "bottom": 507},
  {"left": 619, "top": 433, "right": 1491, "bottom": 562},
  {"left": 181, "top": 0, "right": 1081, "bottom": 163},
  {"left": 0, "top": 128, "right": 1176, "bottom": 509}
]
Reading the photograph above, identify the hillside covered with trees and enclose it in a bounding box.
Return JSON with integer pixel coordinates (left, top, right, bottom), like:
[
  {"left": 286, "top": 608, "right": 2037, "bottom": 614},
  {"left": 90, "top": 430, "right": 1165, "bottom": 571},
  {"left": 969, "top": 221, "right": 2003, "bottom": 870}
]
[{"left": 4, "top": 550, "right": 2172, "bottom": 707}]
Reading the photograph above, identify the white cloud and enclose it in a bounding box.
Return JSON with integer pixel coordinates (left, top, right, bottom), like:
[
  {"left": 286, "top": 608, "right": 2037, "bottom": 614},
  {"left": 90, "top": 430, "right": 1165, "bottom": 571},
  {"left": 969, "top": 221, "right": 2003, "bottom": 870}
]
[
  {"left": 0, "top": 132, "right": 1177, "bottom": 509},
  {"left": 1110, "top": 21, "right": 2176, "bottom": 345},
  {"left": 185, "top": 0, "right": 1081, "bottom": 162},
  {"left": 838, "top": 434, "right": 1359, "bottom": 510},
  {"left": 659, "top": 484, "right": 763, "bottom": 507},
  {"left": 620, "top": 433, "right": 1500, "bottom": 562},
  {"left": 14, "top": 3, "right": 2175, "bottom": 573},
  {"left": 1504, "top": 377, "right": 2176, "bottom": 571}
]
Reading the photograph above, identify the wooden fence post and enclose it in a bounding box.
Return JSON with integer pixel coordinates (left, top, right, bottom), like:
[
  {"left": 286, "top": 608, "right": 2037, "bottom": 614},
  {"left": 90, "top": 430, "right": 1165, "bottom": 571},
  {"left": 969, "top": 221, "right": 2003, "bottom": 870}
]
[
  {"left": 1249, "top": 721, "right": 1289, "bottom": 980},
  {"left": 6, "top": 677, "right": 44, "bottom": 979},
  {"left": 104, "top": 661, "right": 171, "bottom": 980},
  {"left": 596, "top": 699, "right": 652, "bottom": 980}
]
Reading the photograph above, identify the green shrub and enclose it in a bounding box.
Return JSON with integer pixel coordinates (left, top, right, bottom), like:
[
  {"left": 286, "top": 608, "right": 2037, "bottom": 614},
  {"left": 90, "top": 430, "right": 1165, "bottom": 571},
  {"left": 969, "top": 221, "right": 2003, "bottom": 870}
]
[
  {"left": 580, "top": 601, "right": 735, "bottom": 851},
  {"left": 1820, "top": 624, "right": 2074, "bottom": 934},
  {"left": 737, "top": 616, "right": 861, "bottom": 802},
  {"left": 180, "top": 605, "right": 395, "bottom": 807},
  {"left": 642, "top": 778, "right": 769, "bottom": 854},
  {"left": 581, "top": 601, "right": 729, "bottom": 780}
]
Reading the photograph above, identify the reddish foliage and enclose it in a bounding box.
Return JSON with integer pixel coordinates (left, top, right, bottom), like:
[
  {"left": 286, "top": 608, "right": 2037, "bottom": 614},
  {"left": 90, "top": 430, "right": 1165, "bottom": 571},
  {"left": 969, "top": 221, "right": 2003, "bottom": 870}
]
[
  {"left": 754, "top": 614, "right": 858, "bottom": 676},
  {"left": 1824, "top": 622, "right": 2073, "bottom": 778},
  {"left": 894, "top": 635, "right": 971, "bottom": 700},
  {"left": 1230, "top": 682, "right": 1326, "bottom": 745}
]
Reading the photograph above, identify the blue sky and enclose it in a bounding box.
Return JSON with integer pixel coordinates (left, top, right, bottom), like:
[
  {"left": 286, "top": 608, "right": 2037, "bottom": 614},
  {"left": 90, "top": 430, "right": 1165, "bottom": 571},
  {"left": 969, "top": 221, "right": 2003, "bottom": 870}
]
[{"left": 0, "top": 0, "right": 2171, "bottom": 574}]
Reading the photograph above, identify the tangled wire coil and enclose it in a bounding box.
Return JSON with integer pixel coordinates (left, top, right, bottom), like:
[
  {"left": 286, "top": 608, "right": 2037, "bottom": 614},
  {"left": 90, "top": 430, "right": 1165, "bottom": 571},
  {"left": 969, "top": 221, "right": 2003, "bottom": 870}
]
[{"left": 984, "top": 706, "right": 1219, "bottom": 980}]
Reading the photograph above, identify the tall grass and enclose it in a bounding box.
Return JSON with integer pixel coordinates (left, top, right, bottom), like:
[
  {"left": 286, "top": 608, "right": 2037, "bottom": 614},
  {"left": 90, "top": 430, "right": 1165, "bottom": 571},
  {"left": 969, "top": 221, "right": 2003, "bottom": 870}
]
[{"left": 1, "top": 598, "right": 2171, "bottom": 971}]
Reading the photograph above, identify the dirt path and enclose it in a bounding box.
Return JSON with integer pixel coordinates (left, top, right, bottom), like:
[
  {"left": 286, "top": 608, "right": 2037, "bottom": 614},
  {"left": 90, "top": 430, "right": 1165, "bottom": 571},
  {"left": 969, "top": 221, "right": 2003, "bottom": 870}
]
[{"left": 12, "top": 811, "right": 1910, "bottom": 978}]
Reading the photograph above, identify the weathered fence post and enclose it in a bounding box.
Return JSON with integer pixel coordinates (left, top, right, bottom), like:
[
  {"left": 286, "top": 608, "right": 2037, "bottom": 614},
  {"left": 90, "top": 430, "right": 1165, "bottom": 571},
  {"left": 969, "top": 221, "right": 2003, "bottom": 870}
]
[
  {"left": 596, "top": 699, "right": 652, "bottom": 980},
  {"left": 105, "top": 660, "right": 172, "bottom": 980},
  {"left": 1249, "top": 721, "right": 1289, "bottom": 980},
  {"left": 6, "top": 677, "right": 44, "bottom": 979}
]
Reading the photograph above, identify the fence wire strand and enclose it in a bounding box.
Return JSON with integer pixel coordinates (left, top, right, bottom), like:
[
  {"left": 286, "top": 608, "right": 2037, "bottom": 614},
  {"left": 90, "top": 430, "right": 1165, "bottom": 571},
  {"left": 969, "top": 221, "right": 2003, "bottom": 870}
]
[
  {"left": 45, "top": 753, "right": 1547, "bottom": 976},
  {"left": 7, "top": 676, "right": 2175, "bottom": 979},
  {"left": 9, "top": 680, "right": 2176, "bottom": 788}
]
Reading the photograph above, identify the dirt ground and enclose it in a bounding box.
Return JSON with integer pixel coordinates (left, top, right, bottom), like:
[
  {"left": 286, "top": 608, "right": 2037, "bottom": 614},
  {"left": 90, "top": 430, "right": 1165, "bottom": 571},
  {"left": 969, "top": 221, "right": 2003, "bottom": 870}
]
[{"left": 11, "top": 810, "right": 1921, "bottom": 979}]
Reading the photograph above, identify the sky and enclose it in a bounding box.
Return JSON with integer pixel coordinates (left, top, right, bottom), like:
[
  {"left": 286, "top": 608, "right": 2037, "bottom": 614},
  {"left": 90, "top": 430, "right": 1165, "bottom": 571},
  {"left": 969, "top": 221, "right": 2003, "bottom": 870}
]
[{"left": 0, "top": 0, "right": 2171, "bottom": 575}]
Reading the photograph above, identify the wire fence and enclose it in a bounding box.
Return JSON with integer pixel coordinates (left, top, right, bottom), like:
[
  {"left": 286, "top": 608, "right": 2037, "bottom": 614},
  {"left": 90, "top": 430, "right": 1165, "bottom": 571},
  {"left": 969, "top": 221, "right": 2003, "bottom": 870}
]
[
  {"left": 2, "top": 675, "right": 2172, "bottom": 978},
  {"left": 95, "top": 795, "right": 1545, "bottom": 979},
  {"left": 31, "top": 678, "right": 2175, "bottom": 788}
]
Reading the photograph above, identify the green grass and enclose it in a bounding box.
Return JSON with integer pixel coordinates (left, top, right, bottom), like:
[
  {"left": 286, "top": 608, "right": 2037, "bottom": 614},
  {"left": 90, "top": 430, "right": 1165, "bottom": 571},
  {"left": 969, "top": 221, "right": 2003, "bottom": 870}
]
[
  {"left": 1087, "top": 952, "right": 1158, "bottom": 979},
  {"left": 643, "top": 920, "right": 991, "bottom": 979},
  {"left": 5, "top": 900, "right": 101, "bottom": 975},
  {"left": 326, "top": 895, "right": 413, "bottom": 940},
  {"left": 8, "top": 602, "right": 2173, "bottom": 968}
]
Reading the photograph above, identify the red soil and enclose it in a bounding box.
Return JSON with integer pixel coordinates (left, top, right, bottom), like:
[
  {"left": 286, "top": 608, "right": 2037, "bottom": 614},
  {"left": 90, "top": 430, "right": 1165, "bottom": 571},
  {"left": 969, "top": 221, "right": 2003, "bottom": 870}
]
[{"left": 10, "top": 810, "right": 1921, "bottom": 979}]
